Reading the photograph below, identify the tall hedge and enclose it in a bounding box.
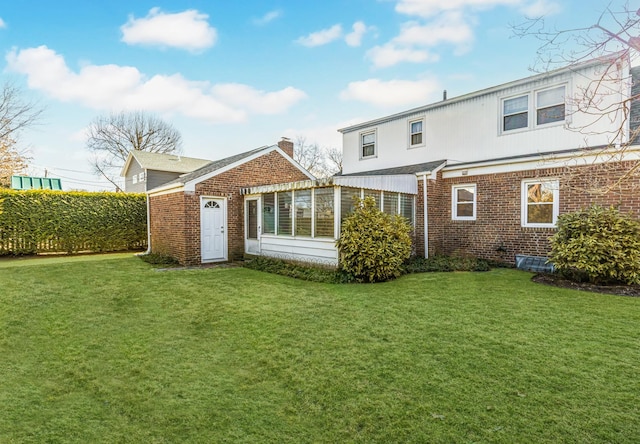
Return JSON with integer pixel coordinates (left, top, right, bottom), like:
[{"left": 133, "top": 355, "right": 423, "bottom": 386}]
[{"left": 0, "top": 190, "right": 147, "bottom": 255}]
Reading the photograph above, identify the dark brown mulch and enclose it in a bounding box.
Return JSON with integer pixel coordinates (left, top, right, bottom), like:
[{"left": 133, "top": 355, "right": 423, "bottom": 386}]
[{"left": 532, "top": 273, "right": 640, "bottom": 297}]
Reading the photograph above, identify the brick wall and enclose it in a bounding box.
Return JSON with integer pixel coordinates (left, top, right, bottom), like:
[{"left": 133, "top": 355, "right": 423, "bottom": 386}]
[
  {"left": 427, "top": 160, "right": 640, "bottom": 263},
  {"left": 150, "top": 150, "right": 309, "bottom": 265}
]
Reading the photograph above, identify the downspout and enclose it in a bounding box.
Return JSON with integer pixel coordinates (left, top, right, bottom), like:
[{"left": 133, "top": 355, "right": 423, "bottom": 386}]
[
  {"left": 423, "top": 174, "right": 428, "bottom": 258},
  {"left": 144, "top": 193, "right": 151, "bottom": 254}
]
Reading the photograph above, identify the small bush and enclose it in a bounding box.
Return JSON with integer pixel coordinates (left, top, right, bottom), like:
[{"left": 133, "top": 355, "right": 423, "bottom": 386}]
[
  {"left": 138, "top": 253, "right": 180, "bottom": 267},
  {"left": 244, "top": 256, "right": 352, "bottom": 284},
  {"left": 549, "top": 205, "right": 640, "bottom": 285},
  {"left": 404, "top": 255, "right": 490, "bottom": 273},
  {"left": 336, "top": 196, "right": 412, "bottom": 283}
]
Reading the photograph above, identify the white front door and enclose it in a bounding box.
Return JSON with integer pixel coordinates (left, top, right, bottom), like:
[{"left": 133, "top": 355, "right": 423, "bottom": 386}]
[
  {"left": 245, "top": 197, "right": 261, "bottom": 255},
  {"left": 201, "top": 198, "right": 226, "bottom": 262}
]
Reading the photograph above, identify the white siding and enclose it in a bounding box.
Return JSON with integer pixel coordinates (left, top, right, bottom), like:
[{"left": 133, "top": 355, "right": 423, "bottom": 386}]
[
  {"left": 260, "top": 236, "right": 338, "bottom": 266},
  {"left": 342, "top": 62, "right": 629, "bottom": 175}
]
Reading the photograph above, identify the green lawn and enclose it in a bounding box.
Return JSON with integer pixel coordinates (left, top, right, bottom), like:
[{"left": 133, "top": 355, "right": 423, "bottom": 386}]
[{"left": 1, "top": 255, "right": 639, "bottom": 443}]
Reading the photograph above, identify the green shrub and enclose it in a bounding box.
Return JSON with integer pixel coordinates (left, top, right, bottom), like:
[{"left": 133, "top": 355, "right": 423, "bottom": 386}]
[
  {"left": 404, "top": 255, "right": 490, "bottom": 273},
  {"left": 549, "top": 205, "right": 640, "bottom": 285},
  {"left": 244, "top": 256, "right": 353, "bottom": 284},
  {"left": 138, "top": 253, "right": 180, "bottom": 267},
  {"left": 0, "top": 190, "right": 147, "bottom": 255},
  {"left": 336, "top": 196, "right": 412, "bottom": 283}
]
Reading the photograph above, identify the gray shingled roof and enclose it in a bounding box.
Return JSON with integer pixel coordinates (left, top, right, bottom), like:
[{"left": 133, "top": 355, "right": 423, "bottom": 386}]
[
  {"left": 131, "top": 150, "right": 211, "bottom": 173},
  {"left": 337, "top": 160, "right": 446, "bottom": 177},
  {"left": 153, "top": 144, "right": 277, "bottom": 190}
]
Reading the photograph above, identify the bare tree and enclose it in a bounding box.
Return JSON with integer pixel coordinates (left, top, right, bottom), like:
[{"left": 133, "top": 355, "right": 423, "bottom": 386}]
[
  {"left": 513, "top": 3, "right": 640, "bottom": 194},
  {"left": 0, "top": 82, "right": 43, "bottom": 187},
  {"left": 86, "top": 111, "right": 183, "bottom": 188},
  {"left": 294, "top": 135, "right": 343, "bottom": 178},
  {"left": 0, "top": 137, "right": 31, "bottom": 187}
]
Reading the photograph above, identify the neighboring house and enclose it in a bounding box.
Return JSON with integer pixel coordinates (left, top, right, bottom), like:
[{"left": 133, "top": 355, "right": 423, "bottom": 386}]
[
  {"left": 121, "top": 150, "right": 211, "bottom": 192},
  {"left": 147, "top": 139, "right": 315, "bottom": 265},
  {"left": 11, "top": 175, "right": 62, "bottom": 190}
]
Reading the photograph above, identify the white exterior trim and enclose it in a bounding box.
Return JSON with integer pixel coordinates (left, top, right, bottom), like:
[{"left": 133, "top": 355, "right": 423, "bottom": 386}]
[
  {"left": 442, "top": 146, "right": 640, "bottom": 179},
  {"left": 451, "top": 183, "right": 477, "bottom": 221},
  {"left": 521, "top": 178, "right": 559, "bottom": 228},
  {"left": 422, "top": 174, "right": 428, "bottom": 259},
  {"left": 147, "top": 184, "right": 185, "bottom": 196}
]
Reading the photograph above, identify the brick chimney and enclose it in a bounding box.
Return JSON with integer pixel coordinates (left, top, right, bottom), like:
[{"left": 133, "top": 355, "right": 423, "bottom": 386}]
[{"left": 277, "top": 137, "right": 294, "bottom": 158}]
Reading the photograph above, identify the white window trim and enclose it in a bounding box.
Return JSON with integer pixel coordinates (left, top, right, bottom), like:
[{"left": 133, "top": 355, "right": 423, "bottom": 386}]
[
  {"left": 132, "top": 174, "right": 138, "bottom": 184},
  {"left": 360, "top": 129, "right": 377, "bottom": 159},
  {"left": 499, "top": 83, "right": 568, "bottom": 135},
  {"left": 408, "top": 118, "right": 425, "bottom": 148},
  {"left": 521, "top": 178, "right": 559, "bottom": 228},
  {"left": 535, "top": 85, "right": 566, "bottom": 128},
  {"left": 139, "top": 171, "right": 146, "bottom": 183},
  {"left": 452, "top": 184, "right": 477, "bottom": 221}
]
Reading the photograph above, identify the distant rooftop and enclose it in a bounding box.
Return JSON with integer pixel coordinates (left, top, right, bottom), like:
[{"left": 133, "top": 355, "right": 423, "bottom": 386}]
[{"left": 126, "top": 150, "right": 211, "bottom": 175}]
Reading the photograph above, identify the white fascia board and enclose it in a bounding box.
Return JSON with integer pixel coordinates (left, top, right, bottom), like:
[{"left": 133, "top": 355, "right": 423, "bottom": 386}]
[
  {"left": 414, "top": 161, "right": 447, "bottom": 179},
  {"left": 183, "top": 146, "right": 315, "bottom": 192},
  {"left": 147, "top": 183, "right": 185, "bottom": 196},
  {"left": 334, "top": 174, "right": 418, "bottom": 194},
  {"left": 442, "top": 146, "right": 640, "bottom": 178},
  {"left": 120, "top": 152, "right": 136, "bottom": 177}
]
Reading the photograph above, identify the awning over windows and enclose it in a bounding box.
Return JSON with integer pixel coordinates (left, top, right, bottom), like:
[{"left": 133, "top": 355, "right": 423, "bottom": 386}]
[{"left": 241, "top": 174, "right": 417, "bottom": 195}]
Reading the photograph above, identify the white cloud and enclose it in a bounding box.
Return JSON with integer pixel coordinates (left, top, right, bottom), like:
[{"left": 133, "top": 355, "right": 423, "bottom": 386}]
[
  {"left": 520, "top": 0, "right": 561, "bottom": 17},
  {"left": 393, "top": 13, "right": 473, "bottom": 47},
  {"left": 121, "top": 7, "right": 217, "bottom": 51},
  {"left": 395, "top": 0, "right": 519, "bottom": 18},
  {"left": 367, "top": 44, "right": 437, "bottom": 68},
  {"left": 296, "top": 24, "right": 343, "bottom": 47},
  {"left": 345, "top": 21, "right": 370, "bottom": 47},
  {"left": 340, "top": 78, "right": 440, "bottom": 107},
  {"left": 0, "top": 18, "right": 6, "bottom": 29},
  {"left": 253, "top": 10, "right": 282, "bottom": 25},
  {"left": 6, "top": 46, "right": 306, "bottom": 123}
]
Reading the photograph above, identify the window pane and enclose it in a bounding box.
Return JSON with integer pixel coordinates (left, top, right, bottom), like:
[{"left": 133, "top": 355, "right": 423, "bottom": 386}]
[
  {"left": 504, "top": 95, "right": 528, "bottom": 114},
  {"left": 411, "top": 133, "right": 423, "bottom": 145},
  {"left": 314, "top": 188, "right": 334, "bottom": 237},
  {"left": 262, "top": 193, "right": 275, "bottom": 234},
  {"left": 362, "top": 133, "right": 375, "bottom": 144},
  {"left": 400, "top": 194, "right": 414, "bottom": 226},
  {"left": 340, "top": 187, "right": 359, "bottom": 223},
  {"left": 363, "top": 144, "right": 375, "bottom": 157},
  {"left": 383, "top": 193, "right": 398, "bottom": 215},
  {"left": 363, "top": 189, "right": 381, "bottom": 209},
  {"left": 411, "top": 121, "right": 422, "bottom": 133},
  {"left": 457, "top": 203, "right": 473, "bottom": 217},
  {"left": 537, "top": 104, "right": 565, "bottom": 125},
  {"left": 527, "top": 183, "right": 554, "bottom": 203},
  {"left": 247, "top": 200, "right": 258, "bottom": 239},
  {"left": 527, "top": 203, "right": 553, "bottom": 224},
  {"left": 537, "top": 86, "right": 564, "bottom": 108},
  {"left": 504, "top": 112, "right": 528, "bottom": 131},
  {"left": 456, "top": 187, "right": 474, "bottom": 204},
  {"left": 294, "top": 190, "right": 312, "bottom": 236},
  {"left": 277, "top": 191, "right": 292, "bottom": 235}
]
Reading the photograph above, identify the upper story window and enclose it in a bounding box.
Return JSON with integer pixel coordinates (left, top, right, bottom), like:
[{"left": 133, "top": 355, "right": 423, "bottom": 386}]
[
  {"left": 501, "top": 84, "right": 566, "bottom": 134},
  {"left": 503, "top": 95, "right": 528, "bottom": 131},
  {"left": 361, "top": 131, "right": 376, "bottom": 158},
  {"left": 521, "top": 179, "right": 559, "bottom": 228},
  {"left": 132, "top": 174, "right": 138, "bottom": 184},
  {"left": 409, "top": 119, "right": 424, "bottom": 147},
  {"left": 536, "top": 86, "right": 565, "bottom": 125},
  {"left": 139, "top": 172, "right": 146, "bottom": 183},
  {"left": 452, "top": 184, "right": 476, "bottom": 220}
]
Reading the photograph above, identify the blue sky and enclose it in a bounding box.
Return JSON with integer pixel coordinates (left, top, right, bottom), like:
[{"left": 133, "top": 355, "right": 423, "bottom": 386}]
[{"left": 0, "top": 0, "right": 620, "bottom": 190}]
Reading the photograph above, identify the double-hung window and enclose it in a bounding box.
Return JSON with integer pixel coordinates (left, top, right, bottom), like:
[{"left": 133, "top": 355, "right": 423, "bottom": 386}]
[
  {"left": 503, "top": 95, "right": 528, "bottom": 132},
  {"left": 452, "top": 184, "right": 476, "bottom": 220},
  {"left": 409, "top": 119, "right": 424, "bottom": 147},
  {"left": 521, "top": 179, "right": 559, "bottom": 227},
  {"left": 361, "top": 131, "right": 376, "bottom": 158},
  {"left": 536, "top": 86, "right": 565, "bottom": 125}
]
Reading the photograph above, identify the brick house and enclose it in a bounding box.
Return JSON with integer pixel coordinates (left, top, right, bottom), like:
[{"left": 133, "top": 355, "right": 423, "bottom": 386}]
[
  {"left": 147, "top": 139, "right": 314, "bottom": 265},
  {"left": 235, "top": 54, "right": 640, "bottom": 268}
]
